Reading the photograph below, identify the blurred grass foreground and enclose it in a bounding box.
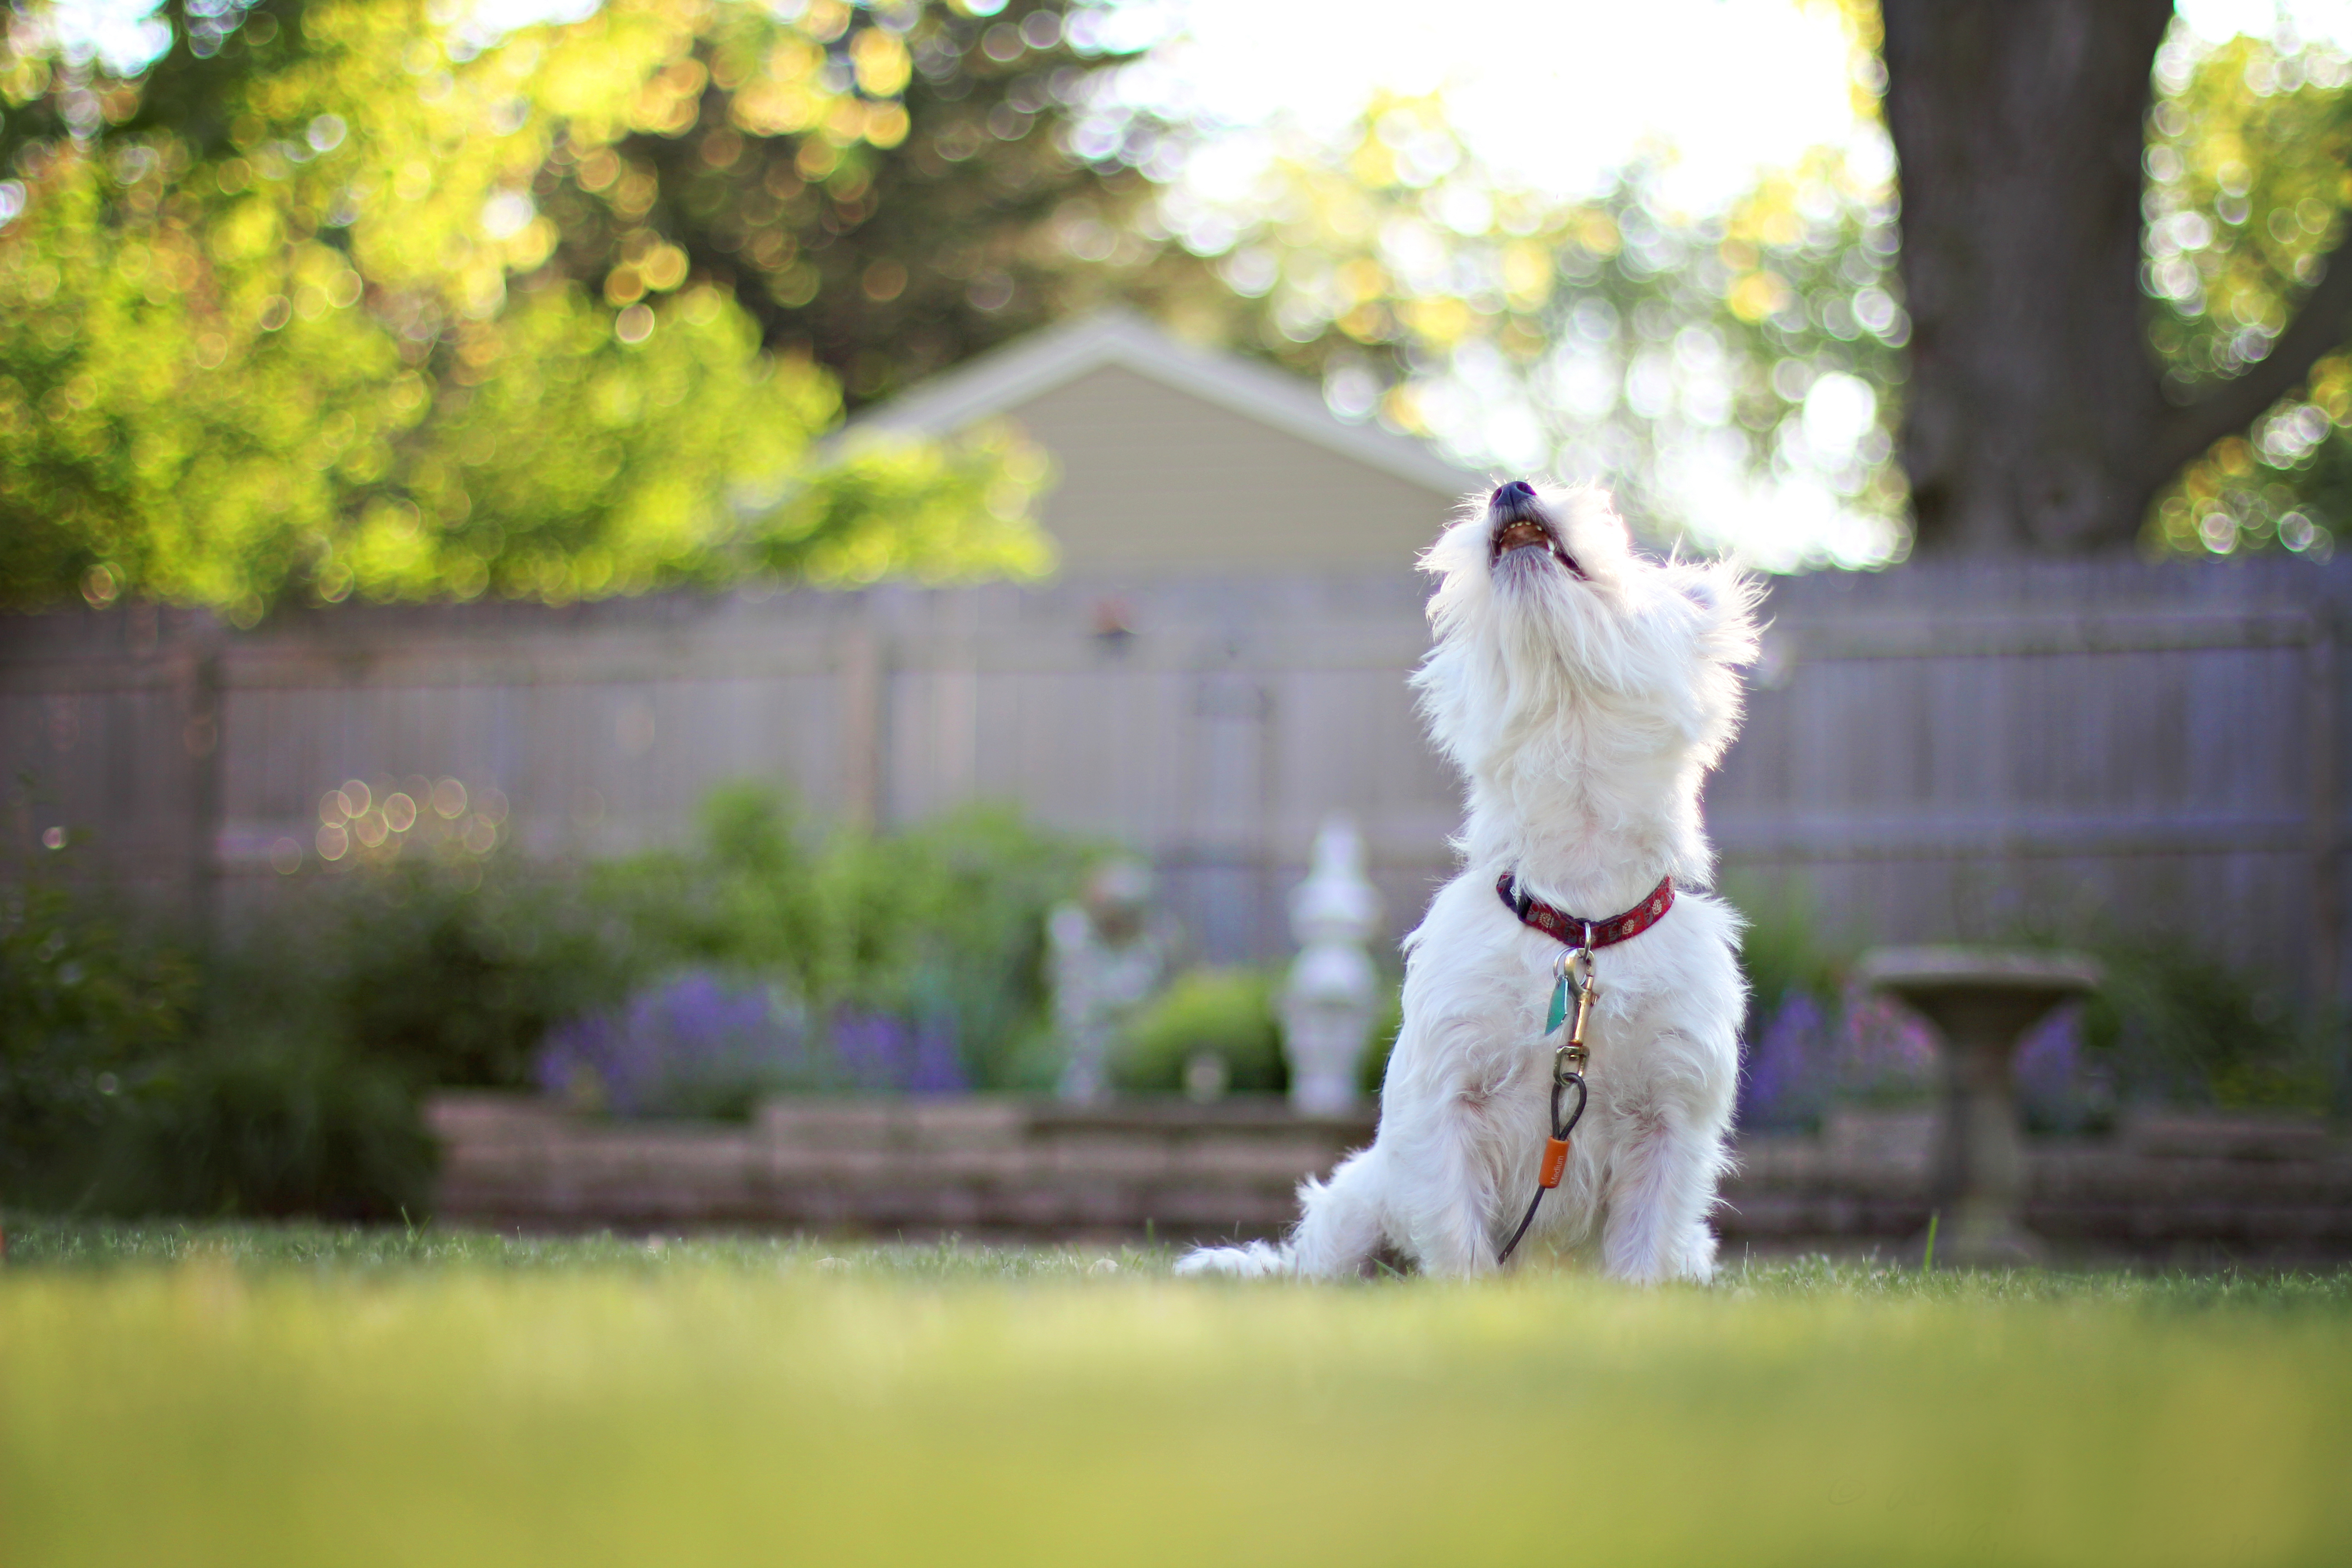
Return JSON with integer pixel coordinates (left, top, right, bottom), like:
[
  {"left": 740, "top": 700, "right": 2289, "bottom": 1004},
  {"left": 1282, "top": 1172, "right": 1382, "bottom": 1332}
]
[{"left": 3, "top": 1223, "right": 2349, "bottom": 1568}]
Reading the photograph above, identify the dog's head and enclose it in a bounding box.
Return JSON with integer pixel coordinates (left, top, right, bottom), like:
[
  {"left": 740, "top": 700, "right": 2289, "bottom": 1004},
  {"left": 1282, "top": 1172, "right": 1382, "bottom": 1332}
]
[{"left": 1414, "top": 479, "right": 1760, "bottom": 793}]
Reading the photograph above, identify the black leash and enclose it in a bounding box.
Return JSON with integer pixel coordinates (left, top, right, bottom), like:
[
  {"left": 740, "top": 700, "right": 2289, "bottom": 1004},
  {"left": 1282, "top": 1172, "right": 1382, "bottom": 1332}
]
[{"left": 1496, "top": 946, "right": 1596, "bottom": 1266}]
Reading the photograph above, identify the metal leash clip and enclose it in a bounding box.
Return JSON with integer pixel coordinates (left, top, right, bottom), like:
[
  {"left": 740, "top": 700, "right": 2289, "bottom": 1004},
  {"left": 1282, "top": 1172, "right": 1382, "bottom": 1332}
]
[{"left": 1555, "top": 944, "right": 1596, "bottom": 1074}]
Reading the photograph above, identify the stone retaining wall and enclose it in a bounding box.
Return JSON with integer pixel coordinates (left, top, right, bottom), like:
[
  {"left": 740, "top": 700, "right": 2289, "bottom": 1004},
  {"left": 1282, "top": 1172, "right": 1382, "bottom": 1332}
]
[
  {"left": 1728, "top": 1110, "right": 2352, "bottom": 1263},
  {"left": 427, "top": 1095, "right": 2352, "bottom": 1263},
  {"left": 428, "top": 1094, "right": 1374, "bottom": 1241}
]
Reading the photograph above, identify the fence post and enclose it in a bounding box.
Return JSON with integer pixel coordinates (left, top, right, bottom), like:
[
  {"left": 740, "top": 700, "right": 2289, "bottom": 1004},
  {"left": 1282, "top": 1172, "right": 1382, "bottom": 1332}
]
[
  {"left": 176, "top": 618, "right": 226, "bottom": 940},
  {"left": 837, "top": 601, "right": 885, "bottom": 830},
  {"left": 2310, "top": 611, "right": 2341, "bottom": 1006}
]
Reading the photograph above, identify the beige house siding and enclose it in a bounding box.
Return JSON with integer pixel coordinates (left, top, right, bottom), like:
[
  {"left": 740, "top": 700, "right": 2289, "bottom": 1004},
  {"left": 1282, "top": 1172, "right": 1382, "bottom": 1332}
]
[
  {"left": 848, "top": 313, "right": 1475, "bottom": 579},
  {"left": 1004, "top": 364, "right": 1465, "bottom": 576}
]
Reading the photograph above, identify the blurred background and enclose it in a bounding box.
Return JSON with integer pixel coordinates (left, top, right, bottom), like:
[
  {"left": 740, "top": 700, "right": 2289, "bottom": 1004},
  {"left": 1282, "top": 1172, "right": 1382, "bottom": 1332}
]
[{"left": 3, "top": 0, "right": 2350, "bottom": 1241}]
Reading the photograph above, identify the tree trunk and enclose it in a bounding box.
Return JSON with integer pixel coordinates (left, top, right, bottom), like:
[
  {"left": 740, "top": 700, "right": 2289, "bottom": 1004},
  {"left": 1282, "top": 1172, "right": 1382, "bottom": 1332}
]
[{"left": 1881, "top": 1, "right": 2179, "bottom": 553}]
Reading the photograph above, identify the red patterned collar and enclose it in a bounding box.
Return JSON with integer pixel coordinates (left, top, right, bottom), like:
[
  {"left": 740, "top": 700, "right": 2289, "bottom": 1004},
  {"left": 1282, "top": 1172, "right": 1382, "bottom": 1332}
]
[{"left": 1495, "top": 872, "right": 1675, "bottom": 949}]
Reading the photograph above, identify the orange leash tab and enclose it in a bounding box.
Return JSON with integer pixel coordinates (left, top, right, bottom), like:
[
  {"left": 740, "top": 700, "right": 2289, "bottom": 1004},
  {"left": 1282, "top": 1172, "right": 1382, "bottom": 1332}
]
[{"left": 1537, "top": 1136, "right": 1572, "bottom": 1189}]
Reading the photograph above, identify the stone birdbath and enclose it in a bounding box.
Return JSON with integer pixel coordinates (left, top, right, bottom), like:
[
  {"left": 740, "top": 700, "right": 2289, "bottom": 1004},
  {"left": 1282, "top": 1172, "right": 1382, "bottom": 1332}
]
[{"left": 1853, "top": 946, "right": 2103, "bottom": 1268}]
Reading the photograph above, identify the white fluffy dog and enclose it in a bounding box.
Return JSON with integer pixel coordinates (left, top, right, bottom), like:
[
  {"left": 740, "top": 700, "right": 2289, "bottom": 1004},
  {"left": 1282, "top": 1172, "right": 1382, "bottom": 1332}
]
[{"left": 1179, "top": 480, "right": 1758, "bottom": 1283}]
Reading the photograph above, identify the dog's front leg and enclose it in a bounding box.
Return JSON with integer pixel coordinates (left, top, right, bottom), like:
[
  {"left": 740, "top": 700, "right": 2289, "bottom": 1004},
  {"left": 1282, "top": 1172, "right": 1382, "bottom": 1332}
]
[
  {"left": 1598, "top": 1072, "right": 1725, "bottom": 1283},
  {"left": 1388, "top": 1101, "right": 1505, "bottom": 1277}
]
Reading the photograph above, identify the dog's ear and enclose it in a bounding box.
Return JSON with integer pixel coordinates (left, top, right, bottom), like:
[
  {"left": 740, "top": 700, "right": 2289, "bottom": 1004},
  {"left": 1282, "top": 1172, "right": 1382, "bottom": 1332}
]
[
  {"left": 1554, "top": 484, "right": 1632, "bottom": 569},
  {"left": 1669, "top": 560, "right": 1763, "bottom": 667}
]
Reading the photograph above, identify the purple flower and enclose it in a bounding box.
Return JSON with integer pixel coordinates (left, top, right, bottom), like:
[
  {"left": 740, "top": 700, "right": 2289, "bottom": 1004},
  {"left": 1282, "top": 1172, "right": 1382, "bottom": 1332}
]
[
  {"left": 1836, "top": 990, "right": 1938, "bottom": 1097},
  {"left": 537, "top": 970, "right": 816, "bottom": 1117},
  {"left": 1739, "top": 989, "right": 1832, "bottom": 1130},
  {"left": 537, "top": 972, "right": 966, "bottom": 1115},
  {"left": 2014, "top": 1002, "right": 2097, "bottom": 1131},
  {"left": 828, "top": 1009, "right": 967, "bottom": 1095},
  {"left": 1739, "top": 985, "right": 1943, "bottom": 1132},
  {"left": 1736, "top": 985, "right": 2095, "bottom": 1136}
]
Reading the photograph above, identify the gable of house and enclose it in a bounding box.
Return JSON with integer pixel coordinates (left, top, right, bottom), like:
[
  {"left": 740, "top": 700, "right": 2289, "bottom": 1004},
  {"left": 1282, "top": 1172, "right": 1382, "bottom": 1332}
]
[{"left": 850, "top": 312, "right": 1474, "bottom": 577}]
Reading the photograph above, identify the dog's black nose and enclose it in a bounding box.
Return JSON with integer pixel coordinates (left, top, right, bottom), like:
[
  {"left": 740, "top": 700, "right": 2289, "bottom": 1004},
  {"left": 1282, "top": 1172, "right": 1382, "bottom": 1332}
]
[{"left": 1493, "top": 480, "right": 1536, "bottom": 503}]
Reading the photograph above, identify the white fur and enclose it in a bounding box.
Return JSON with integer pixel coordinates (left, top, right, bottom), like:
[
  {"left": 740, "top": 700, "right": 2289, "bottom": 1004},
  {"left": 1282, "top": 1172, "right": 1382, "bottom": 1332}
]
[{"left": 1178, "top": 482, "right": 1759, "bottom": 1283}]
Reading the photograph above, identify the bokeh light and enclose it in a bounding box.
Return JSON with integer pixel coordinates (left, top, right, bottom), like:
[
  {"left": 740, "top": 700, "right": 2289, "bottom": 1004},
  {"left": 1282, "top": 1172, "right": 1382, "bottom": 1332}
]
[{"left": 294, "top": 774, "right": 510, "bottom": 872}]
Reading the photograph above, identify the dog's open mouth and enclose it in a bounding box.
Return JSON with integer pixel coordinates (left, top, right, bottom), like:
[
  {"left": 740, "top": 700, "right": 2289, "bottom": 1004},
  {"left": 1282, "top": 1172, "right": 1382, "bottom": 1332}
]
[
  {"left": 1488, "top": 512, "right": 1585, "bottom": 578},
  {"left": 1495, "top": 520, "right": 1552, "bottom": 555}
]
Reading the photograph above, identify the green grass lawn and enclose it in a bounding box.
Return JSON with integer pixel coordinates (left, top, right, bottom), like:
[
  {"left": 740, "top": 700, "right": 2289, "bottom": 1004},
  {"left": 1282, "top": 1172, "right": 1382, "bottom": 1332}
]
[{"left": 4, "top": 1221, "right": 2348, "bottom": 1567}]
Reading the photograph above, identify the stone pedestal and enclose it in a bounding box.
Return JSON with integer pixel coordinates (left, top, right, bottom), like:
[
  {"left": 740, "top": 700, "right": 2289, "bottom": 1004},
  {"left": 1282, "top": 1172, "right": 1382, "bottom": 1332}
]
[{"left": 1855, "top": 947, "right": 2102, "bottom": 1267}]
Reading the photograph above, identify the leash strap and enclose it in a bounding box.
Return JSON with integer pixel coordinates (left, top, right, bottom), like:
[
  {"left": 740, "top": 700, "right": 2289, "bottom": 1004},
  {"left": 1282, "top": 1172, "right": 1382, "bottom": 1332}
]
[
  {"left": 1496, "top": 947, "right": 1596, "bottom": 1266},
  {"left": 1496, "top": 1047, "right": 1588, "bottom": 1265}
]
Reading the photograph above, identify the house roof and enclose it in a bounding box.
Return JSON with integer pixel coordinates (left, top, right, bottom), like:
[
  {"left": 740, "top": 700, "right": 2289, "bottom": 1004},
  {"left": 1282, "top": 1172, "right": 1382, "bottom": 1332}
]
[{"left": 846, "top": 308, "right": 1474, "bottom": 496}]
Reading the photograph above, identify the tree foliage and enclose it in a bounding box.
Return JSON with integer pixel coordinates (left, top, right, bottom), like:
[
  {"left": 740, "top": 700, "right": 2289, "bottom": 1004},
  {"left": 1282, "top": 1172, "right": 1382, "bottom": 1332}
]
[
  {"left": 1183, "top": 9, "right": 2352, "bottom": 562},
  {"left": 1165, "top": 94, "right": 1908, "bottom": 566},
  {"left": 0, "top": 0, "right": 1097, "bottom": 616},
  {"left": 530, "top": 0, "right": 1232, "bottom": 405},
  {"left": 2143, "top": 26, "right": 2352, "bottom": 559}
]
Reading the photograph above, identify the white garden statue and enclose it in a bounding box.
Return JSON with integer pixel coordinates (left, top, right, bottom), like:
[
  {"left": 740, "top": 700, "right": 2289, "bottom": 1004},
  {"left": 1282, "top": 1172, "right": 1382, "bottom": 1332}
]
[{"left": 1280, "top": 817, "right": 1385, "bottom": 1114}]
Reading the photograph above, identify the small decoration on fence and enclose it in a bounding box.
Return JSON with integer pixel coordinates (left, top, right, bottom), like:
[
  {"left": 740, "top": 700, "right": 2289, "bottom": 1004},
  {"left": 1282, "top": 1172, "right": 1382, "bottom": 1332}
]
[{"left": 1280, "top": 817, "right": 1384, "bottom": 1115}]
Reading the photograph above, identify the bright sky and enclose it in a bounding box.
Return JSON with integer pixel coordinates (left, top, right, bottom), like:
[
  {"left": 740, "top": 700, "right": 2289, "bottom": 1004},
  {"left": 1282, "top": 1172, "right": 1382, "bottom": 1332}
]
[
  {"left": 1109, "top": 0, "right": 1863, "bottom": 213},
  {"left": 2179, "top": 0, "right": 2352, "bottom": 49},
  {"left": 1130, "top": 0, "right": 2352, "bottom": 206}
]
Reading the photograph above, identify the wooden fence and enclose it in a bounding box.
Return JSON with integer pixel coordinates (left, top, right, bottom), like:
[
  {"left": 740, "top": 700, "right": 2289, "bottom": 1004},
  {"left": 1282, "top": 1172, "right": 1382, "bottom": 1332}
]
[{"left": 4, "top": 554, "right": 2346, "bottom": 993}]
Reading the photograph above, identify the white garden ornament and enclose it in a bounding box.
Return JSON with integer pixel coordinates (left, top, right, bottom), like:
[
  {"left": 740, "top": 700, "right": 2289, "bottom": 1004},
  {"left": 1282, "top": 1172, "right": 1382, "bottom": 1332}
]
[{"left": 1280, "top": 817, "right": 1384, "bottom": 1115}]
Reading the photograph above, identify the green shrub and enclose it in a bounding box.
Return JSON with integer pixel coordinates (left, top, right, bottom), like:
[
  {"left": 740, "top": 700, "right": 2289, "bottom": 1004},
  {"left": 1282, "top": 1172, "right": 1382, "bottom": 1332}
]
[
  {"left": 4, "top": 787, "right": 1093, "bottom": 1218},
  {"left": 1117, "top": 971, "right": 1399, "bottom": 1101},
  {"left": 0, "top": 847, "right": 197, "bottom": 1199},
  {"left": 325, "top": 861, "right": 634, "bottom": 1090},
  {"left": 2081, "top": 938, "right": 2331, "bottom": 1111},
  {"left": 1359, "top": 981, "right": 1405, "bottom": 1098},
  {"left": 597, "top": 787, "right": 1091, "bottom": 1091},
  {"left": 2, "top": 845, "right": 629, "bottom": 1218},
  {"left": 97, "top": 1032, "right": 435, "bottom": 1221},
  {"left": 1116, "top": 969, "right": 1286, "bottom": 1095},
  {"left": 881, "top": 805, "right": 1094, "bottom": 1090},
  {"left": 1720, "top": 873, "right": 1846, "bottom": 1028}
]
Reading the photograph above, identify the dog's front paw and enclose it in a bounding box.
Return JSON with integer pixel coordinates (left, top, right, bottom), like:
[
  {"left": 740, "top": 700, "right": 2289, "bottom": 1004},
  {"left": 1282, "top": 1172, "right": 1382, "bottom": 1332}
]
[{"left": 1173, "top": 1241, "right": 1292, "bottom": 1278}]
